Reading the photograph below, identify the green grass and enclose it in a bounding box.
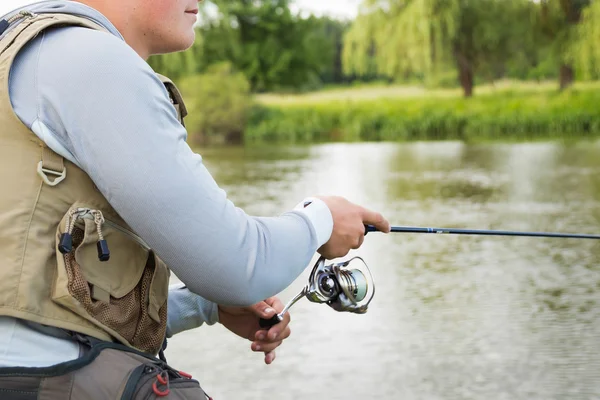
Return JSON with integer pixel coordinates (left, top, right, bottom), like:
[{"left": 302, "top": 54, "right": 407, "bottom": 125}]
[
  {"left": 245, "top": 81, "right": 600, "bottom": 143},
  {"left": 254, "top": 80, "right": 600, "bottom": 105}
]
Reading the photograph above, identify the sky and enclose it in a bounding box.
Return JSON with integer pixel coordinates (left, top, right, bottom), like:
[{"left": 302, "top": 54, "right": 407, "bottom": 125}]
[
  {"left": 1, "top": 0, "right": 361, "bottom": 19},
  {"left": 292, "top": 0, "right": 360, "bottom": 19}
]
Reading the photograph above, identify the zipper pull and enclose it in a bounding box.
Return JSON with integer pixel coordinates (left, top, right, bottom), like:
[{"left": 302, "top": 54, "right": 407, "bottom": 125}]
[
  {"left": 93, "top": 210, "right": 110, "bottom": 262},
  {"left": 58, "top": 209, "right": 81, "bottom": 254}
]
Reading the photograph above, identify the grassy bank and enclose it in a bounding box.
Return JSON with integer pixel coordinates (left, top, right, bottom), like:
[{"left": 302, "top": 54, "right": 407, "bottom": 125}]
[{"left": 245, "top": 81, "right": 600, "bottom": 143}]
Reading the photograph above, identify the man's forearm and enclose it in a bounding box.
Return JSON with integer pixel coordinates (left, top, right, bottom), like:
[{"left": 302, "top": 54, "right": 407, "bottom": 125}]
[{"left": 166, "top": 283, "right": 219, "bottom": 338}]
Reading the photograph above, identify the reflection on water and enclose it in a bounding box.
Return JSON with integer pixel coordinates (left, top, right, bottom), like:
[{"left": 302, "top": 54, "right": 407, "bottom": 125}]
[{"left": 168, "top": 141, "right": 600, "bottom": 400}]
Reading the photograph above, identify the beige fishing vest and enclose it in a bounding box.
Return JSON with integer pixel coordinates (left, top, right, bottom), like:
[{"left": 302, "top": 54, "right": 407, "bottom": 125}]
[{"left": 0, "top": 12, "right": 188, "bottom": 355}]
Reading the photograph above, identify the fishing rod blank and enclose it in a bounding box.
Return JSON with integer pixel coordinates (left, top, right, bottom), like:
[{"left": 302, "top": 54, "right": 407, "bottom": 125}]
[{"left": 365, "top": 225, "right": 600, "bottom": 240}]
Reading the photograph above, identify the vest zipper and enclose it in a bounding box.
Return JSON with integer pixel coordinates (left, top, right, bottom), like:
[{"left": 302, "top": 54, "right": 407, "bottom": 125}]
[
  {"left": 77, "top": 208, "right": 151, "bottom": 251},
  {"left": 7, "top": 10, "right": 37, "bottom": 24},
  {"left": 0, "top": 10, "right": 37, "bottom": 36},
  {"left": 59, "top": 208, "right": 151, "bottom": 261},
  {"left": 92, "top": 210, "right": 110, "bottom": 261}
]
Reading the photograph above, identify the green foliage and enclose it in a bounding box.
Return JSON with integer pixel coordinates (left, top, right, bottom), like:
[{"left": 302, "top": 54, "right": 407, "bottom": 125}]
[
  {"left": 146, "top": 0, "right": 600, "bottom": 96},
  {"left": 343, "top": 0, "right": 563, "bottom": 96},
  {"left": 573, "top": 1, "right": 600, "bottom": 79},
  {"left": 179, "top": 63, "right": 252, "bottom": 144},
  {"left": 303, "top": 17, "right": 351, "bottom": 86},
  {"left": 147, "top": 1, "right": 348, "bottom": 92},
  {"left": 534, "top": 0, "right": 592, "bottom": 88},
  {"left": 147, "top": 33, "right": 203, "bottom": 82},
  {"left": 200, "top": 0, "right": 339, "bottom": 92},
  {"left": 245, "top": 87, "right": 600, "bottom": 143}
]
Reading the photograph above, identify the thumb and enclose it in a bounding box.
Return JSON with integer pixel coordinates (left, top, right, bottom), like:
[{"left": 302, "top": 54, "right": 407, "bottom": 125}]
[{"left": 250, "top": 301, "right": 277, "bottom": 318}]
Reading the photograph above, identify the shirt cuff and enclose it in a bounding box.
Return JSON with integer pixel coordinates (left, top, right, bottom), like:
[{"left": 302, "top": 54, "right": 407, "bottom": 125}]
[
  {"left": 293, "top": 197, "right": 333, "bottom": 248},
  {"left": 166, "top": 285, "right": 219, "bottom": 338}
]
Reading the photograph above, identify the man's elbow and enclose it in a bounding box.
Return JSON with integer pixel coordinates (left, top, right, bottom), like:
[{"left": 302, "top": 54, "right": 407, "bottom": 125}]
[{"left": 182, "top": 272, "right": 269, "bottom": 307}]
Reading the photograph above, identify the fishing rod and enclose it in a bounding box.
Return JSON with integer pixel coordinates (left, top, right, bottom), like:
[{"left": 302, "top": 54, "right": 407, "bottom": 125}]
[
  {"left": 365, "top": 225, "right": 600, "bottom": 240},
  {"left": 259, "top": 223, "right": 600, "bottom": 328}
]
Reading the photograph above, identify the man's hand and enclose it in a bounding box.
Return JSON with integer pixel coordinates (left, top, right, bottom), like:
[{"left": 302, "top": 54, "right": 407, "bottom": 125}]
[
  {"left": 316, "top": 196, "right": 391, "bottom": 259},
  {"left": 218, "top": 297, "right": 291, "bottom": 365}
]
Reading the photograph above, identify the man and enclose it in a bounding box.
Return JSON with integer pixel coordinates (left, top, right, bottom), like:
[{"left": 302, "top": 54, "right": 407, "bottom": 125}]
[{"left": 0, "top": 0, "right": 389, "bottom": 397}]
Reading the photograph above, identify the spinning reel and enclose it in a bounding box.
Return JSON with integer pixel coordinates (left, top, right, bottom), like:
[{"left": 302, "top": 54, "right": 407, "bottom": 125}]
[
  {"left": 259, "top": 256, "right": 375, "bottom": 328},
  {"left": 257, "top": 223, "right": 600, "bottom": 329}
]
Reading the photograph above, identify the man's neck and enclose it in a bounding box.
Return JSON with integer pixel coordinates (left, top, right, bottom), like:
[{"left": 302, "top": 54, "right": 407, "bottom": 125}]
[{"left": 73, "top": 0, "right": 150, "bottom": 59}]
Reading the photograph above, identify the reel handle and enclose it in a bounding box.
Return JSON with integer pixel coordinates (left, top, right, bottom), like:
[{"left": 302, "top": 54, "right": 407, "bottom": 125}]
[
  {"left": 259, "top": 315, "right": 282, "bottom": 329},
  {"left": 258, "top": 288, "right": 307, "bottom": 329}
]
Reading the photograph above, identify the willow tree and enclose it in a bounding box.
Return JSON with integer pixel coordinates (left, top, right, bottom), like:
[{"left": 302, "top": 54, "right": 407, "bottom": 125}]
[
  {"left": 343, "top": 0, "right": 531, "bottom": 97},
  {"left": 537, "top": 0, "right": 592, "bottom": 89},
  {"left": 572, "top": 1, "right": 600, "bottom": 80}
]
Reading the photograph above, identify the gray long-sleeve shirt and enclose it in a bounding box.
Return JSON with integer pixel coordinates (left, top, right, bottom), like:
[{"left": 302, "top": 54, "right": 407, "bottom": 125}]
[{"left": 0, "top": 1, "right": 333, "bottom": 366}]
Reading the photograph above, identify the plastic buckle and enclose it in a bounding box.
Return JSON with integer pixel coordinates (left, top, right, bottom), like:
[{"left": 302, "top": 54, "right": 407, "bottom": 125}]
[{"left": 37, "top": 161, "right": 66, "bottom": 186}]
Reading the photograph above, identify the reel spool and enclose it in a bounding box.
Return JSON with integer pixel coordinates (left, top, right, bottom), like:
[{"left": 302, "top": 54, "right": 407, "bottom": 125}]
[{"left": 259, "top": 256, "right": 375, "bottom": 328}]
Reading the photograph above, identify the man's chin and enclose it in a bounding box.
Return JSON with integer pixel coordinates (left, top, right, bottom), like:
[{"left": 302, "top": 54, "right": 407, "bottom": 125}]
[{"left": 153, "top": 35, "right": 196, "bottom": 55}]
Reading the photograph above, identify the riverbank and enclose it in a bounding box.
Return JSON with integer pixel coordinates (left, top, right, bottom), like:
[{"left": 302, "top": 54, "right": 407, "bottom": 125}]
[{"left": 244, "top": 81, "right": 600, "bottom": 143}]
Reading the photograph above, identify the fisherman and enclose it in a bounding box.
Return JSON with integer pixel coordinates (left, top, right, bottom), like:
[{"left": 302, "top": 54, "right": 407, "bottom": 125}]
[{"left": 0, "top": 0, "right": 390, "bottom": 398}]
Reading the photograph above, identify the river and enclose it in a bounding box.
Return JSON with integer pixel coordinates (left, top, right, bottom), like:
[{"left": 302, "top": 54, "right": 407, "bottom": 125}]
[{"left": 167, "top": 141, "right": 600, "bottom": 400}]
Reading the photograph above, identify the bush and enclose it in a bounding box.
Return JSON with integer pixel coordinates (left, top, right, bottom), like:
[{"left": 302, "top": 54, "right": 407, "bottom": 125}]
[
  {"left": 245, "top": 88, "right": 600, "bottom": 143},
  {"left": 179, "top": 63, "right": 252, "bottom": 145}
]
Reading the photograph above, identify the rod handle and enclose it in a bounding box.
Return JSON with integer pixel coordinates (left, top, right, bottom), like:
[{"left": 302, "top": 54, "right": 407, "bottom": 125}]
[
  {"left": 259, "top": 315, "right": 281, "bottom": 329},
  {"left": 364, "top": 225, "right": 376, "bottom": 235}
]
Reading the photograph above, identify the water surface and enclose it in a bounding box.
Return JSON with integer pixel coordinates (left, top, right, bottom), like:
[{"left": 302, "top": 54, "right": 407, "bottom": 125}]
[{"left": 168, "top": 141, "right": 600, "bottom": 400}]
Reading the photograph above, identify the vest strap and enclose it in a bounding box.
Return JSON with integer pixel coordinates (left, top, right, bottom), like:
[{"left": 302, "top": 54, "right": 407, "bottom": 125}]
[{"left": 37, "top": 145, "right": 66, "bottom": 186}]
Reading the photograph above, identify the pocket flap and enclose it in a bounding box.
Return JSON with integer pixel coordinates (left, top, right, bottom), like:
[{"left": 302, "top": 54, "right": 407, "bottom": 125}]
[
  {"left": 148, "top": 252, "right": 169, "bottom": 323},
  {"left": 75, "top": 218, "right": 148, "bottom": 299}
]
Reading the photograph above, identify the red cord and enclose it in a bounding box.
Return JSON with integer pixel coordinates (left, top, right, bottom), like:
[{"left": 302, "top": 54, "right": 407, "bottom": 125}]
[
  {"left": 156, "top": 372, "right": 168, "bottom": 386},
  {"left": 152, "top": 372, "right": 170, "bottom": 397},
  {"left": 179, "top": 370, "right": 193, "bottom": 379},
  {"left": 152, "top": 381, "right": 170, "bottom": 397}
]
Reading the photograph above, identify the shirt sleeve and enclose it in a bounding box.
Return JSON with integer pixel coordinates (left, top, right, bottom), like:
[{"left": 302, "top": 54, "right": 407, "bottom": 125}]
[
  {"left": 166, "top": 284, "right": 219, "bottom": 337},
  {"left": 8, "top": 26, "right": 333, "bottom": 308}
]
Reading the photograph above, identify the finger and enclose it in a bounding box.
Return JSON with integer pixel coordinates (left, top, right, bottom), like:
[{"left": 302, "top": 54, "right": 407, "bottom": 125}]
[
  {"left": 264, "top": 351, "right": 276, "bottom": 365},
  {"left": 265, "top": 309, "right": 291, "bottom": 341},
  {"left": 253, "top": 301, "right": 277, "bottom": 319},
  {"left": 360, "top": 208, "right": 390, "bottom": 233},
  {"left": 253, "top": 297, "right": 283, "bottom": 326},
  {"left": 352, "top": 232, "right": 365, "bottom": 249},
  {"left": 271, "top": 326, "right": 291, "bottom": 342},
  {"left": 251, "top": 340, "right": 282, "bottom": 353},
  {"left": 264, "top": 297, "right": 285, "bottom": 313},
  {"left": 256, "top": 325, "right": 291, "bottom": 345}
]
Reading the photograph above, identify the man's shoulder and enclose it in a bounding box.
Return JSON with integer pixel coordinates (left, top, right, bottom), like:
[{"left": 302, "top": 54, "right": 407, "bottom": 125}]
[
  {"left": 40, "top": 25, "right": 141, "bottom": 66},
  {"left": 29, "top": 24, "right": 162, "bottom": 97}
]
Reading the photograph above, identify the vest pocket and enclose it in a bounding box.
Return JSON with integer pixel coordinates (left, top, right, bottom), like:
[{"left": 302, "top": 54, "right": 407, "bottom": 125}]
[
  {"left": 52, "top": 205, "right": 169, "bottom": 354},
  {"left": 121, "top": 363, "right": 205, "bottom": 400}
]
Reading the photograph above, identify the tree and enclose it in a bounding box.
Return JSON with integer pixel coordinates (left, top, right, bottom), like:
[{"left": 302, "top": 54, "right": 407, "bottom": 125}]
[
  {"left": 178, "top": 62, "right": 252, "bottom": 144},
  {"left": 303, "top": 17, "right": 350, "bottom": 86},
  {"left": 537, "top": 0, "right": 591, "bottom": 89},
  {"left": 343, "top": 0, "right": 533, "bottom": 97},
  {"left": 201, "top": 0, "right": 334, "bottom": 92},
  {"left": 572, "top": 0, "right": 600, "bottom": 80},
  {"left": 147, "top": 32, "right": 203, "bottom": 83}
]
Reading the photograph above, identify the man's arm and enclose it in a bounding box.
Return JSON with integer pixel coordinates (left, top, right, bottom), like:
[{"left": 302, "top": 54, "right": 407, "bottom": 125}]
[
  {"left": 166, "top": 284, "right": 219, "bottom": 337},
  {"left": 8, "top": 26, "right": 333, "bottom": 307}
]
